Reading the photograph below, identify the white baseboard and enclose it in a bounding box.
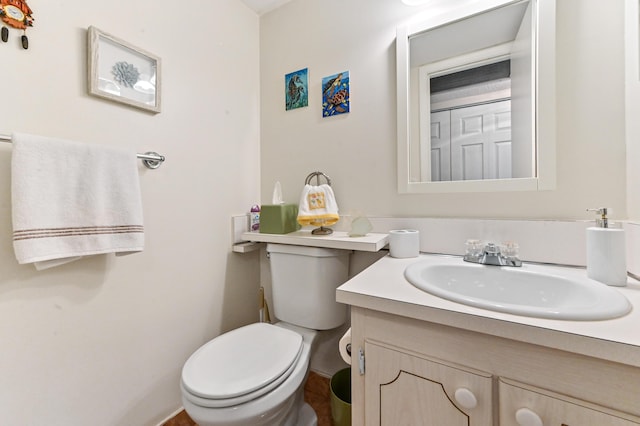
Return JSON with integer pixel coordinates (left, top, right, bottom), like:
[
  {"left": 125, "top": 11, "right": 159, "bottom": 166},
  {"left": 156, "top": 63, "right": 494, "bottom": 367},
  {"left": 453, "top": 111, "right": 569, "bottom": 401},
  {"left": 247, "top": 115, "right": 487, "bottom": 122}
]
[{"left": 155, "top": 407, "right": 185, "bottom": 426}]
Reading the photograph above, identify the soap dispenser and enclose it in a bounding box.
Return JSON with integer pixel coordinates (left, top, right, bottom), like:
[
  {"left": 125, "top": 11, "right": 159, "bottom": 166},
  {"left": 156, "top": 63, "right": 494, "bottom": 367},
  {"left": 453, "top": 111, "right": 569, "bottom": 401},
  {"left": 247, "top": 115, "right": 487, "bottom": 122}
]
[{"left": 586, "top": 208, "right": 627, "bottom": 287}]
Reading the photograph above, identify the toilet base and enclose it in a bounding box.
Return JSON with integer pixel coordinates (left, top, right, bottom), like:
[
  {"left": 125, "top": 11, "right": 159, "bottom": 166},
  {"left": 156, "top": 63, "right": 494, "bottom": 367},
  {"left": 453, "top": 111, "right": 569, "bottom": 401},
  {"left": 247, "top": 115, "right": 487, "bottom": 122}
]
[
  {"left": 182, "top": 388, "right": 317, "bottom": 426},
  {"left": 298, "top": 402, "right": 318, "bottom": 426}
]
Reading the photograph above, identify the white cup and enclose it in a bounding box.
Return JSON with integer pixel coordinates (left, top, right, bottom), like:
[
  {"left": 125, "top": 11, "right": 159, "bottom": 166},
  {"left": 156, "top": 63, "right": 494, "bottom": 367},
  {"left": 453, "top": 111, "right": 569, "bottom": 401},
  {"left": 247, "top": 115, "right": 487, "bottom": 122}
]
[{"left": 388, "top": 229, "right": 420, "bottom": 258}]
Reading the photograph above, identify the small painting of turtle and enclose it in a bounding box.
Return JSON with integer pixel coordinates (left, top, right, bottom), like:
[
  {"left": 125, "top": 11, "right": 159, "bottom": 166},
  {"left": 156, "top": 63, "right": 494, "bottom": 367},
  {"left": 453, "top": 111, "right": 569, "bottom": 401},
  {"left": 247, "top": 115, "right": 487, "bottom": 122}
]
[{"left": 322, "top": 71, "right": 350, "bottom": 117}]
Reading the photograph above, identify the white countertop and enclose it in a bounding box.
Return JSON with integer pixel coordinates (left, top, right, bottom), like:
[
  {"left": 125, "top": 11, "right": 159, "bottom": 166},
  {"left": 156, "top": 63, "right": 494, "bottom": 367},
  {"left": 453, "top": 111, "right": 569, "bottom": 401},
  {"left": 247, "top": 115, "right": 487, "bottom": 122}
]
[
  {"left": 336, "top": 253, "right": 640, "bottom": 368},
  {"left": 241, "top": 230, "right": 388, "bottom": 252}
]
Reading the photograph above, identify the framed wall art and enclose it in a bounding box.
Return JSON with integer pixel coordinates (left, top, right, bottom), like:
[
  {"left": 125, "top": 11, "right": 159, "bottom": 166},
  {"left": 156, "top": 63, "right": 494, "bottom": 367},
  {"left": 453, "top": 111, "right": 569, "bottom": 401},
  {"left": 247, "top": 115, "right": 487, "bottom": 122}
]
[
  {"left": 285, "top": 68, "right": 308, "bottom": 110},
  {"left": 322, "top": 70, "right": 349, "bottom": 117},
  {"left": 87, "top": 26, "right": 161, "bottom": 113}
]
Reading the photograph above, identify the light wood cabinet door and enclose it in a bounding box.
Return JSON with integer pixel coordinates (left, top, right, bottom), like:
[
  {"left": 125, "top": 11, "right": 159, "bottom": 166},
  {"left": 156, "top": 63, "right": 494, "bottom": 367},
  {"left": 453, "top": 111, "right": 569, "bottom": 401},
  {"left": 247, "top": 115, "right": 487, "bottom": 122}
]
[
  {"left": 364, "top": 342, "right": 493, "bottom": 426},
  {"left": 499, "top": 380, "right": 640, "bottom": 426}
]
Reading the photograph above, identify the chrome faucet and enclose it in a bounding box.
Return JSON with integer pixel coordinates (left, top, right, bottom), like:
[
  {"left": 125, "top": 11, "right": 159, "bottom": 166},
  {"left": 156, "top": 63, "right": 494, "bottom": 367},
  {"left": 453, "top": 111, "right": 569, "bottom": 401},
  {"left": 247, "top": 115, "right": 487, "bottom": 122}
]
[{"left": 463, "top": 242, "right": 522, "bottom": 267}]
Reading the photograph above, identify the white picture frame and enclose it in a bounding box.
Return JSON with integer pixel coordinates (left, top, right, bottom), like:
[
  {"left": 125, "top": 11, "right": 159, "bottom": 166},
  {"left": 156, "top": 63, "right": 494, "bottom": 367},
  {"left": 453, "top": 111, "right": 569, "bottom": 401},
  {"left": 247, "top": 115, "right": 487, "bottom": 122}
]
[{"left": 87, "top": 26, "right": 161, "bottom": 113}]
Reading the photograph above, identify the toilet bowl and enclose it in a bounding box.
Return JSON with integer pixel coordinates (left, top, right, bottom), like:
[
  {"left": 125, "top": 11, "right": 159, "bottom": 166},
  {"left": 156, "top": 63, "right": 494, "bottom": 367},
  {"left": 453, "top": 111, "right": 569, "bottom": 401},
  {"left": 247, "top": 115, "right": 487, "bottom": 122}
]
[
  {"left": 181, "top": 322, "right": 317, "bottom": 426},
  {"left": 180, "top": 244, "right": 350, "bottom": 426}
]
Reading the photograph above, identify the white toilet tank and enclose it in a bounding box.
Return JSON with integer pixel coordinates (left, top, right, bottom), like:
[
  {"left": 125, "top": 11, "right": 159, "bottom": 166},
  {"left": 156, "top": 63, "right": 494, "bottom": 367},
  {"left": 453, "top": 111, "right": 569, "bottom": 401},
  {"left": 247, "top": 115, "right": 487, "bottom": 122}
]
[{"left": 267, "top": 243, "right": 350, "bottom": 330}]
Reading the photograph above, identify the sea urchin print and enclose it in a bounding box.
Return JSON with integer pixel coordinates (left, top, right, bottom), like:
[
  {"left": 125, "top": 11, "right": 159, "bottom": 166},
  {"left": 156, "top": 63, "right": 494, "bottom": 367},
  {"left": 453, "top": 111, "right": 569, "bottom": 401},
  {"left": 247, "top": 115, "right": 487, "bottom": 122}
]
[{"left": 112, "top": 61, "right": 140, "bottom": 88}]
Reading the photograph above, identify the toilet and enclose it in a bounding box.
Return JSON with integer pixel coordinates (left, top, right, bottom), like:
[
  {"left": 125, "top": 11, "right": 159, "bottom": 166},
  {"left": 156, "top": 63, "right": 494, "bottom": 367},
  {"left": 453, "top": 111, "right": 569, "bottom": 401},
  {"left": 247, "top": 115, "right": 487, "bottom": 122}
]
[{"left": 181, "top": 243, "right": 350, "bottom": 426}]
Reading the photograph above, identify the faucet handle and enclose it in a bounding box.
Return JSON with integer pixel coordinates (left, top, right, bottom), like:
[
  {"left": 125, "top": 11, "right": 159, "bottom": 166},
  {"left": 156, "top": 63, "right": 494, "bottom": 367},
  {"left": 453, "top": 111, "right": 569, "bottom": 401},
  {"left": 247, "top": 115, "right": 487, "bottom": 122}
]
[
  {"left": 465, "top": 239, "right": 483, "bottom": 257},
  {"left": 500, "top": 241, "right": 519, "bottom": 257}
]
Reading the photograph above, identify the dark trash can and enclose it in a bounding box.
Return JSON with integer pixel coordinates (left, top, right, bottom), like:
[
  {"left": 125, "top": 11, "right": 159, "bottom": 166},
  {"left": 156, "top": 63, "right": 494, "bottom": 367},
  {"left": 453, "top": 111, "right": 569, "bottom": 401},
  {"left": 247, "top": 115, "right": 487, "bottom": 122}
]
[{"left": 330, "top": 367, "right": 351, "bottom": 426}]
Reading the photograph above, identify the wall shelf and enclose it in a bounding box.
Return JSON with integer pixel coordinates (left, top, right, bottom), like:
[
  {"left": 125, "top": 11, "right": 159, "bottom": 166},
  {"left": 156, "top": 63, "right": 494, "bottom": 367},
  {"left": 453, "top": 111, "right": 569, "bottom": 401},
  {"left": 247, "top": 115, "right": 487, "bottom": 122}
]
[
  {"left": 240, "top": 230, "right": 388, "bottom": 252},
  {"left": 232, "top": 241, "right": 264, "bottom": 253}
]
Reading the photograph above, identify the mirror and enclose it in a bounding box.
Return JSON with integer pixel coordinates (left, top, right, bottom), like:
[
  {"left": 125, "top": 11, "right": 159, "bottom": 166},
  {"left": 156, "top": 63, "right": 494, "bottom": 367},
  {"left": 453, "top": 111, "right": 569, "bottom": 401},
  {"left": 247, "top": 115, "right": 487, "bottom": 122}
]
[{"left": 397, "top": 0, "right": 556, "bottom": 193}]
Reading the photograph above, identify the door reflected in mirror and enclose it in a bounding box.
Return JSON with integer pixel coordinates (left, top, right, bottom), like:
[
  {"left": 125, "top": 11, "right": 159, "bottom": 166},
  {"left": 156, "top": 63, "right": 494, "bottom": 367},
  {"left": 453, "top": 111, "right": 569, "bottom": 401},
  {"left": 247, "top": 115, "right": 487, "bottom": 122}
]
[{"left": 397, "top": 0, "right": 556, "bottom": 193}]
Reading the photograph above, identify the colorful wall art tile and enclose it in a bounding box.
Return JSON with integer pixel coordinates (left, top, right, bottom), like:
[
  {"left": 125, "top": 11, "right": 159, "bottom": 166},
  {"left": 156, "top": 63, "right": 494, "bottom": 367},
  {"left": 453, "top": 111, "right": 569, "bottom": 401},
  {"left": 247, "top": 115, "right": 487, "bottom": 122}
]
[
  {"left": 285, "top": 68, "right": 309, "bottom": 110},
  {"left": 322, "top": 71, "right": 349, "bottom": 117}
]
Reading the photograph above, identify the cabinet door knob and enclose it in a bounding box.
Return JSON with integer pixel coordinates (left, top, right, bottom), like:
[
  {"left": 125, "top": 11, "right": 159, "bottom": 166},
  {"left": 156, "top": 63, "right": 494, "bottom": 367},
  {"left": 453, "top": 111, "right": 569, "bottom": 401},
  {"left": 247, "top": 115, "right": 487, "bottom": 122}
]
[
  {"left": 454, "top": 388, "right": 477, "bottom": 409},
  {"left": 515, "top": 408, "right": 543, "bottom": 426}
]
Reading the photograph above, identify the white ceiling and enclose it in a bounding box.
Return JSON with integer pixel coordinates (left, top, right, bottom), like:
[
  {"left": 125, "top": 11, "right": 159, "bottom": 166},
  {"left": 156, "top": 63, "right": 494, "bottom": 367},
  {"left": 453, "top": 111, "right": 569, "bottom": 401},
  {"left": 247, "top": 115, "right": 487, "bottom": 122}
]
[{"left": 240, "top": 0, "right": 294, "bottom": 15}]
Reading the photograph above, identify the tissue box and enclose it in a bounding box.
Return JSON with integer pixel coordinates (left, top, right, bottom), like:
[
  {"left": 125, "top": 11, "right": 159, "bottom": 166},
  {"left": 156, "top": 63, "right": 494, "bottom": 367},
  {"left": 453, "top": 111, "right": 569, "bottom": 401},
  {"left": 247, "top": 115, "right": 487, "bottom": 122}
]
[{"left": 260, "top": 204, "right": 300, "bottom": 234}]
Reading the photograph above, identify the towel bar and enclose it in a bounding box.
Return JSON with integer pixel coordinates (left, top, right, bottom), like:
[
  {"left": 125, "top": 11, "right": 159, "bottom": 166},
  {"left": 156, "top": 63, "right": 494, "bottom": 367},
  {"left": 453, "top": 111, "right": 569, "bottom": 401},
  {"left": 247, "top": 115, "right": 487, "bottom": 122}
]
[{"left": 0, "top": 134, "right": 165, "bottom": 170}]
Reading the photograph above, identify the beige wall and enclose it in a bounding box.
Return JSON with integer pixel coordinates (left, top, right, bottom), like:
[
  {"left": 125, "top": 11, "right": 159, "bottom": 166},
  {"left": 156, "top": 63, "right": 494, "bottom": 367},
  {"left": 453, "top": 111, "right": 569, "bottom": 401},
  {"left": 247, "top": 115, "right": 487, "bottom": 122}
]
[
  {"left": 0, "top": 0, "right": 633, "bottom": 424},
  {"left": 0, "top": 1, "right": 261, "bottom": 424},
  {"left": 260, "top": 0, "right": 628, "bottom": 221}
]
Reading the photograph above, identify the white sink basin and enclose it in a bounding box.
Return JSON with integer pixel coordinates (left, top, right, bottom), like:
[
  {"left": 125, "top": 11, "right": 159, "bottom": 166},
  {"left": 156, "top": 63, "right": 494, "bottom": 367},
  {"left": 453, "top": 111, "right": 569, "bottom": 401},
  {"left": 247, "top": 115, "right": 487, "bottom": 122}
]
[{"left": 404, "top": 260, "right": 631, "bottom": 320}]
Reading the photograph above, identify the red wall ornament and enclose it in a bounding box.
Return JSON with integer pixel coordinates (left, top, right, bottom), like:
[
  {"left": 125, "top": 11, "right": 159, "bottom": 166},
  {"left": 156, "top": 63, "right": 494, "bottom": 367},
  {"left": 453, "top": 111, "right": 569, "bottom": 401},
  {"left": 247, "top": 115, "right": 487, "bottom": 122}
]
[{"left": 0, "top": 0, "right": 34, "bottom": 49}]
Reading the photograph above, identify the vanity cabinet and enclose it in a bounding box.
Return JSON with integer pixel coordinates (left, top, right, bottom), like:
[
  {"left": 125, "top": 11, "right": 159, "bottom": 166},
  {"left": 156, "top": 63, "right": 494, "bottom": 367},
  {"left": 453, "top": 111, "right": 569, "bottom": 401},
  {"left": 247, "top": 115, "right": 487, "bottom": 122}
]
[
  {"left": 349, "top": 307, "right": 640, "bottom": 426},
  {"left": 499, "top": 380, "right": 640, "bottom": 426},
  {"left": 365, "top": 342, "right": 493, "bottom": 425}
]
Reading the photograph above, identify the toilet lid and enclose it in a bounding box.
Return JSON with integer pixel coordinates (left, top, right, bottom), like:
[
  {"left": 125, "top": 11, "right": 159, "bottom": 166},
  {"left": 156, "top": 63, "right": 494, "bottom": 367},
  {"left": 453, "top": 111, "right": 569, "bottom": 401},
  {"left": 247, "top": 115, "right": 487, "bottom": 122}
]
[{"left": 181, "top": 323, "right": 303, "bottom": 401}]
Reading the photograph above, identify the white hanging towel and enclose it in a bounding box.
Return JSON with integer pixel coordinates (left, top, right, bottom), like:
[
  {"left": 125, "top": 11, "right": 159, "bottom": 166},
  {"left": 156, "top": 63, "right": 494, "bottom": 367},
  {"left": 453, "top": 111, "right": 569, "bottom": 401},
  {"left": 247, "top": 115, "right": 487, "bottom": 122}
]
[
  {"left": 296, "top": 183, "right": 339, "bottom": 227},
  {"left": 11, "top": 133, "right": 144, "bottom": 270}
]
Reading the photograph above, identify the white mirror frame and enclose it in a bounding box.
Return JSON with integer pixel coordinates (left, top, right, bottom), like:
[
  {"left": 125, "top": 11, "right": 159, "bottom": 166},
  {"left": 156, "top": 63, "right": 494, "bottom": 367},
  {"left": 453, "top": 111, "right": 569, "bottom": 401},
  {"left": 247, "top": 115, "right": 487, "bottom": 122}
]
[{"left": 397, "top": 0, "right": 556, "bottom": 193}]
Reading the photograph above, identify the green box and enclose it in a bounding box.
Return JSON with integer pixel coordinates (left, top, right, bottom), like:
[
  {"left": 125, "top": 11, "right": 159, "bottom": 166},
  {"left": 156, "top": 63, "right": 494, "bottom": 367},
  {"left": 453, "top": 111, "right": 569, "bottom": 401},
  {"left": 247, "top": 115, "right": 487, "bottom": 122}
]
[{"left": 259, "top": 204, "right": 300, "bottom": 234}]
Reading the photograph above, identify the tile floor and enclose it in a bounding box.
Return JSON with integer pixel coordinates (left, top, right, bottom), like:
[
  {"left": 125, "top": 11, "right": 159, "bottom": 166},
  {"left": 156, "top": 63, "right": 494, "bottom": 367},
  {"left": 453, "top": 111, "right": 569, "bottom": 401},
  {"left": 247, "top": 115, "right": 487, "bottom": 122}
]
[{"left": 163, "top": 371, "right": 333, "bottom": 426}]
